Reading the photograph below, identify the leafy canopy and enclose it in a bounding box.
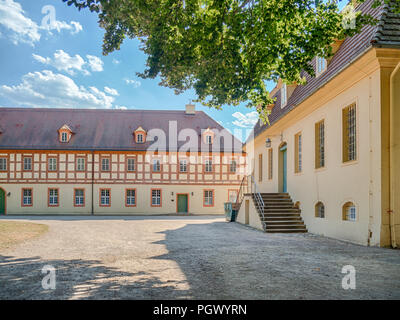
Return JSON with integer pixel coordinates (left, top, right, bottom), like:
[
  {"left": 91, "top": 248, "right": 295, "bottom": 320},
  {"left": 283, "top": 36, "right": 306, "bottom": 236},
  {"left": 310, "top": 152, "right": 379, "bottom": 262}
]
[{"left": 63, "top": 0, "right": 397, "bottom": 122}]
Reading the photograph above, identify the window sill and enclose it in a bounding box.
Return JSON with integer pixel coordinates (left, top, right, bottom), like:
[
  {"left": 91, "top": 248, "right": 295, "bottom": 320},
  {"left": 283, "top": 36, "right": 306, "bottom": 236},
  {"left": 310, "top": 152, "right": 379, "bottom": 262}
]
[
  {"left": 341, "top": 159, "right": 358, "bottom": 167},
  {"left": 314, "top": 166, "right": 327, "bottom": 173}
]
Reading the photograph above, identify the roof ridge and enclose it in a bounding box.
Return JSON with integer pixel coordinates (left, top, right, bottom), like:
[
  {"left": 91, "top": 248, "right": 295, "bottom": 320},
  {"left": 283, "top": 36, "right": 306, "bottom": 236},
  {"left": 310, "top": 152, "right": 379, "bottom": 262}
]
[{"left": 0, "top": 107, "right": 200, "bottom": 113}]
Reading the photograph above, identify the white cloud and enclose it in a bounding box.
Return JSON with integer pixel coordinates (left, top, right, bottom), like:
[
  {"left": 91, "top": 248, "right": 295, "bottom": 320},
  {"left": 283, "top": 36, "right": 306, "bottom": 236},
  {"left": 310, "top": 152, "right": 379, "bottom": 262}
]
[
  {"left": 0, "top": 0, "right": 82, "bottom": 46},
  {"left": 86, "top": 55, "right": 104, "bottom": 72},
  {"left": 104, "top": 86, "right": 119, "bottom": 96},
  {"left": 124, "top": 78, "right": 141, "bottom": 88},
  {"left": 0, "top": 70, "right": 115, "bottom": 109},
  {"left": 232, "top": 111, "right": 259, "bottom": 128},
  {"left": 0, "top": 0, "right": 40, "bottom": 45},
  {"left": 33, "top": 50, "right": 104, "bottom": 75},
  {"left": 44, "top": 20, "right": 82, "bottom": 35},
  {"left": 112, "top": 58, "right": 120, "bottom": 65},
  {"left": 114, "top": 105, "right": 128, "bottom": 110},
  {"left": 33, "top": 50, "right": 86, "bottom": 75}
]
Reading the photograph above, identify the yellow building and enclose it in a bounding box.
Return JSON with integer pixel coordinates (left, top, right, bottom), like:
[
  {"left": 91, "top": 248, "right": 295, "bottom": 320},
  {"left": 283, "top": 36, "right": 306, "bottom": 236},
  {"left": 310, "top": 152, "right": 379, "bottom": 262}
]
[
  {"left": 237, "top": 0, "right": 400, "bottom": 247},
  {"left": 0, "top": 105, "right": 245, "bottom": 215}
]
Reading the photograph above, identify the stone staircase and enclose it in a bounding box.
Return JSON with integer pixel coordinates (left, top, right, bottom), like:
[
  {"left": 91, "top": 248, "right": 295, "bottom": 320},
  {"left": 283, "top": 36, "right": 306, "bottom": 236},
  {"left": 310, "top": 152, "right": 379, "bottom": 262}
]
[{"left": 251, "top": 193, "right": 307, "bottom": 233}]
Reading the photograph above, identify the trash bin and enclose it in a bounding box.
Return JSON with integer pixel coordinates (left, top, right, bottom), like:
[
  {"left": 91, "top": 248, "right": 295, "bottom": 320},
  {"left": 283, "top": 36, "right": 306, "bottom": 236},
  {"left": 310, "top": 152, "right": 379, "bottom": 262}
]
[{"left": 224, "top": 202, "right": 237, "bottom": 222}]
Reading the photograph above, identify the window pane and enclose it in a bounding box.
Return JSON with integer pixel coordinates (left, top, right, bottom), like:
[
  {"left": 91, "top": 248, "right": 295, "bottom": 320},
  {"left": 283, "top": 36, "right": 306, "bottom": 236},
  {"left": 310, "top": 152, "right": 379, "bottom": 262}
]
[
  {"left": 0, "top": 158, "right": 7, "bottom": 171},
  {"left": 127, "top": 159, "right": 135, "bottom": 171}
]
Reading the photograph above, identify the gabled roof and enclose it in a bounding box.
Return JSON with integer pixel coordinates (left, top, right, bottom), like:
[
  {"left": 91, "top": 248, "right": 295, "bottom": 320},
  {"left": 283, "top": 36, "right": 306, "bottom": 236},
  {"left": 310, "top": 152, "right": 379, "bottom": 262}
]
[
  {"left": 0, "top": 108, "right": 243, "bottom": 153},
  {"left": 249, "top": 0, "right": 399, "bottom": 142},
  {"left": 58, "top": 124, "right": 74, "bottom": 133}
]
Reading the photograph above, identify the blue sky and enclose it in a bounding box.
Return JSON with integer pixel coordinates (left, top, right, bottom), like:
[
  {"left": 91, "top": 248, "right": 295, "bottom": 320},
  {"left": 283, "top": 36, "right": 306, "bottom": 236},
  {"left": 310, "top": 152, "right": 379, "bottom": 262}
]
[{"left": 0, "top": 0, "right": 348, "bottom": 141}]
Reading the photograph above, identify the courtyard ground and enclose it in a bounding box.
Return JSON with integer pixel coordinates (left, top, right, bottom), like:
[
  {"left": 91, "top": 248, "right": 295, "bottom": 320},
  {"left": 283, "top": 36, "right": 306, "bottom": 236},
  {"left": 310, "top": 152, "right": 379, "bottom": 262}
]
[{"left": 0, "top": 215, "right": 399, "bottom": 299}]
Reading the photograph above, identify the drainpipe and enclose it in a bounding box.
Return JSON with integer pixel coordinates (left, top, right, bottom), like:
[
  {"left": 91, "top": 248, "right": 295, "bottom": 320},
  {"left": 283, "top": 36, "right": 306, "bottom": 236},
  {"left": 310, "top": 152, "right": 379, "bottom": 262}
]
[
  {"left": 91, "top": 150, "right": 94, "bottom": 216},
  {"left": 389, "top": 62, "right": 400, "bottom": 248}
]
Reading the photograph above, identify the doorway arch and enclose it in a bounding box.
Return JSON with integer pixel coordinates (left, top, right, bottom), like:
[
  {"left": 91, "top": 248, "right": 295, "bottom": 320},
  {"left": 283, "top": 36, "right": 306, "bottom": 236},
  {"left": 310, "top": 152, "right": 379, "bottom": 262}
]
[{"left": 278, "top": 142, "right": 288, "bottom": 193}]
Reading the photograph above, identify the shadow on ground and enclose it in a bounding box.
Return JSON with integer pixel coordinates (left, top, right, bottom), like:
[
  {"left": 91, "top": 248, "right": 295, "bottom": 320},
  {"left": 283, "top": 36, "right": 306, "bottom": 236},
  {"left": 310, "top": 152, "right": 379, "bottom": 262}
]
[
  {"left": 0, "top": 255, "right": 190, "bottom": 299},
  {"left": 1, "top": 220, "right": 400, "bottom": 299}
]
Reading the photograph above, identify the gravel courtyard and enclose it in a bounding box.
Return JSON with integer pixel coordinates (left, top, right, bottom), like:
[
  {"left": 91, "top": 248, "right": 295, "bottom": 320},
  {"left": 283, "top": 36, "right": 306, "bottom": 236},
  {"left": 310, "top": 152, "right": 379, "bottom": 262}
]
[{"left": 0, "top": 215, "right": 399, "bottom": 300}]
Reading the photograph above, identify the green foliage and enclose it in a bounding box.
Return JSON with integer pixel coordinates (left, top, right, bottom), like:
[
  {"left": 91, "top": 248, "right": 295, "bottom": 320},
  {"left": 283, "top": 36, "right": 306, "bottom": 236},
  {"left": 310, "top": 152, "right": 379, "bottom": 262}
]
[{"left": 63, "top": 0, "right": 398, "bottom": 122}]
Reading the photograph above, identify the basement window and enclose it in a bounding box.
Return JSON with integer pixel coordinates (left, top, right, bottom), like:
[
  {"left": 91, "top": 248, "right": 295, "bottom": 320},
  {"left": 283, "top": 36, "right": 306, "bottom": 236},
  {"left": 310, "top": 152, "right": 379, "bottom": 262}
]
[{"left": 343, "top": 202, "right": 357, "bottom": 222}]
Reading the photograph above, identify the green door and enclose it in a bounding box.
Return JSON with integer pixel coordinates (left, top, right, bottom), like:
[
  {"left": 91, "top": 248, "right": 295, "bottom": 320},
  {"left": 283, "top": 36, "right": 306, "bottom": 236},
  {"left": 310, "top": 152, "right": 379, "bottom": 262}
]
[
  {"left": 0, "top": 189, "right": 5, "bottom": 215},
  {"left": 280, "top": 145, "right": 287, "bottom": 193},
  {"left": 177, "top": 194, "right": 188, "bottom": 213}
]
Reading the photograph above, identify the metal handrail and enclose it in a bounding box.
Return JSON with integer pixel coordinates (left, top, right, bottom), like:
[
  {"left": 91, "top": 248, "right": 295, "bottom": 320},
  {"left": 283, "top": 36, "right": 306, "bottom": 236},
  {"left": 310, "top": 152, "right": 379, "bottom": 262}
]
[
  {"left": 249, "top": 175, "right": 266, "bottom": 229},
  {"left": 234, "top": 176, "right": 246, "bottom": 210}
]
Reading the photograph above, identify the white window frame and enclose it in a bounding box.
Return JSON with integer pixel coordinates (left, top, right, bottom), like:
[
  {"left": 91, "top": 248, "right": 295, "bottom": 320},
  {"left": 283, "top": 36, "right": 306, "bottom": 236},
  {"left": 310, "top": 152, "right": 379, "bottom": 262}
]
[
  {"left": 179, "top": 159, "right": 187, "bottom": 172},
  {"left": 137, "top": 133, "right": 144, "bottom": 143},
  {"left": 346, "top": 205, "right": 357, "bottom": 221},
  {"left": 204, "top": 190, "right": 214, "bottom": 206},
  {"left": 127, "top": 158, "right": 136, "bottom": 172},
  {"left": 76, "top": 158, "right": 85, "bottom": 171},
  {"left": 23, "top": 189, "right": 32, "bottom": 206},
  {"left": 0, "top": 157, "right": 7, "bottom": 171},
  {"left": 101, "top": 158, "right": 110, "bottom": 171},
  {"left": 229, "top": 160, "right": 237, "bottom": 173},
  {"left": 48, "top": 189, "right": 58, "bottom": 206},
  {"left": 152, "top": 189, "right": 161, "bottom": 206},
  {"left": 61, "top": 132, "right": 68, "bottom": 142},
  {"left": 316, "top": 56, "right": 327, "bottom": 76},
  {"left": 126, "top": 189, "right": 136, "bottom": 206},
  {"left": 205, "top": 159, "right": 213, "bottom": 172},
  {"left": 48, "top": 158, "right": 57, "bottom": 171},
  {"left": 75, "top": 189, "right": 84, "bottom": 206},
  {"left": 23, "top": 157, "right": 32, "bottom": 171},
  {"left": 152, "top": 159, "right": 161, "bottom": 172},
  {"left": 100, "top": 189, "right": 110, "bottom": 206}
]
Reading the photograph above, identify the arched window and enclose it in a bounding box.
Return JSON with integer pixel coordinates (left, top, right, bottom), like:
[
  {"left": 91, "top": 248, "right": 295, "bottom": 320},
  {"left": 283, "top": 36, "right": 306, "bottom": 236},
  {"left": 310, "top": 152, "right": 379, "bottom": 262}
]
[
  {"left": 343, "top": 202, "right": 357, "bottom": 221},
  {"left": 315, "top": 201, "right": 325, "bottom": 218}
]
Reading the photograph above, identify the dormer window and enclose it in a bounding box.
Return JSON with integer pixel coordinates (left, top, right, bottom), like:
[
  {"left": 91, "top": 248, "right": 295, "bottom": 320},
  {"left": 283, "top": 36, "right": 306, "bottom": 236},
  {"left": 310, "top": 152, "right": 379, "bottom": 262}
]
[
  {"left": 61, "top": 132, "right": 68, "bottom": 142},
  {"left": 316, "top": 56, "right": 327, "bottom": 76},
  {"left": 281, "top": 83, "right": 287, "bottom": 108},
  {"left": 203, "top": 128, "right": 214, "bottom": 145},
  {"left": 58, "top": 124, "right": 73, "bottom": 143},
  {"left": 134, "top": 126, "right": 146, "bottom": 144}
]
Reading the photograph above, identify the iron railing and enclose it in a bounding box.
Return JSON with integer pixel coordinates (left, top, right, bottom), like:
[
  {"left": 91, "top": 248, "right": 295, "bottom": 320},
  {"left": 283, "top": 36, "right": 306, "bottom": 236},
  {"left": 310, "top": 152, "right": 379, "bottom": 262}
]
[{"left": 249, "top": 175, "right": 266, "bottom": 230}]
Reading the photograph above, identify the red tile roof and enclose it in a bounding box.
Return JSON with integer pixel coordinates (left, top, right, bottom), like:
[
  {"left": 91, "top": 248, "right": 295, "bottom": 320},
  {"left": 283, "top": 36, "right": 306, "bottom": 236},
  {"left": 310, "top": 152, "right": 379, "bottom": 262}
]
[{"left": 0, "top": 108, "right": 243, "bottom": 153}]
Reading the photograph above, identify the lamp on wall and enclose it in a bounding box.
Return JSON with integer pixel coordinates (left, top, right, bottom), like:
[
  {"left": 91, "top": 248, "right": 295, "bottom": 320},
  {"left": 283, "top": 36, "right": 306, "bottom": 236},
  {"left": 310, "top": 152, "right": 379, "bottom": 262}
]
[
  {"left": 7, "top": 192, "right": 10, "bottom": 197},
  {"left": 265, "top": 133, "right": 283, "bottom": 148}
]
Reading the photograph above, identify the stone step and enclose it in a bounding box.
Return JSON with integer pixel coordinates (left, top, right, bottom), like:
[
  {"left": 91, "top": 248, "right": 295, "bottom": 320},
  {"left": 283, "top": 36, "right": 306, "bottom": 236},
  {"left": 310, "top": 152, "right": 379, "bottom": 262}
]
[
  {"left": 266, "top": 224, "right": 306, "bottom": 229},
  {"left": 265, "top": 228, "right": 308, "bottom": 233},
  {"left": 262, "top": 213, "right": 302, "bottom": 217},
  {"left": 265, "top": 220, "right": 305, "bottom": 225},
  {"left": 262, "top": 216, "right": 304, "bottom": 221},
  {"left": 262, "top": 208, "right": 301, "bottom": 213}
]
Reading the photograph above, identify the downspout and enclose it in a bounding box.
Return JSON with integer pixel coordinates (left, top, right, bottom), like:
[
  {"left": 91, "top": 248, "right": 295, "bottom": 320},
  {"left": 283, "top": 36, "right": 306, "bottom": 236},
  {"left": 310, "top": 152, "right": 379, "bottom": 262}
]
[
  {"left": 389, "top": 61, "right": 400, "bottom": 248},
  {"left": 91, "top": 150, "right": 94, "bottom": 215}
]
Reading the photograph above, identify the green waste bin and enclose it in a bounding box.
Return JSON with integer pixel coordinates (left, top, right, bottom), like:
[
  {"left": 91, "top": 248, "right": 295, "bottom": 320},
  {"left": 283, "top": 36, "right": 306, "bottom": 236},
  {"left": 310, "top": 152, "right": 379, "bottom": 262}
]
[{"left": 224, "top": 202, "right": 237, "bottom": 222}]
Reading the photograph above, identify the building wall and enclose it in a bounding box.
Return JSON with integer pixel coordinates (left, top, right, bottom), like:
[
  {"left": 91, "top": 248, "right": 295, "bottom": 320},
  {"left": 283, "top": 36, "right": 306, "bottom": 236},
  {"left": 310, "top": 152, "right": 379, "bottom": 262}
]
[
  {"left": 0, "top": 151, "right": 245, "bottom": 215},
  {"left": 245, "top": 66, "right": 384, "bottom": 246}
]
